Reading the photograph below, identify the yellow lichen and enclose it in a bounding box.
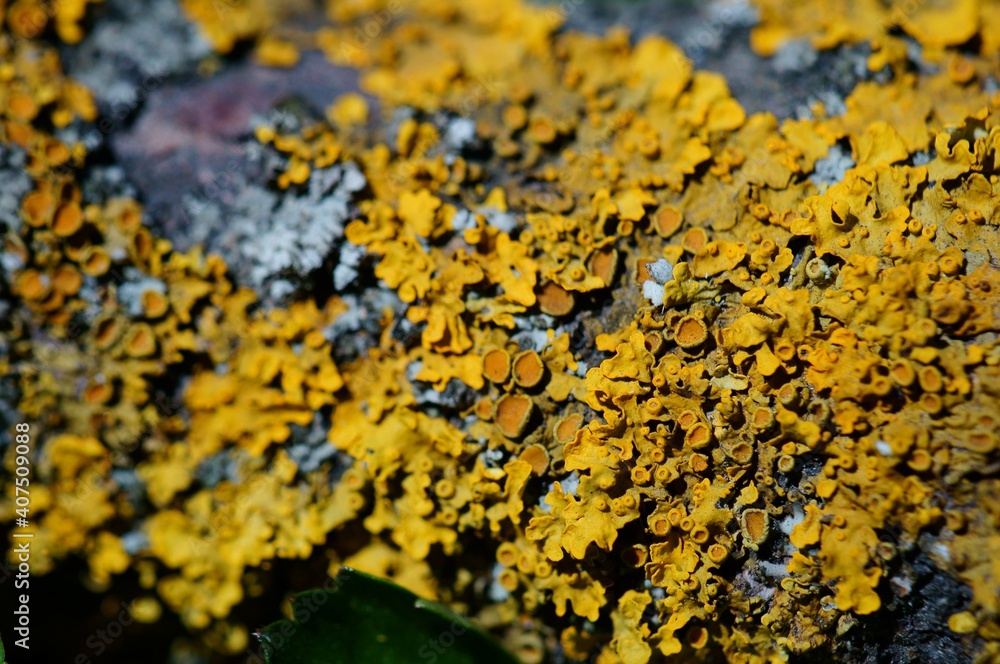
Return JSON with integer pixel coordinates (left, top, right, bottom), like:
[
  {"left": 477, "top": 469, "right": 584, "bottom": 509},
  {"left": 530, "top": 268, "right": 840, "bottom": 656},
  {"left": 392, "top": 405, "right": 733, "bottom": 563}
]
[{"left": 6, "top": 0, "right": 1000, "bottom": 660}]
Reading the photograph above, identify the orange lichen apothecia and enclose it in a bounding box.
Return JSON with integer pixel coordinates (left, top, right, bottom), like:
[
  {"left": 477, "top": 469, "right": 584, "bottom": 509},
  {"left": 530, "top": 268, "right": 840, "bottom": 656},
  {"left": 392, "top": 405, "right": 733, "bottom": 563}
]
[{"left": 3, "top": 0, "right": 1000, "bottom": 662}]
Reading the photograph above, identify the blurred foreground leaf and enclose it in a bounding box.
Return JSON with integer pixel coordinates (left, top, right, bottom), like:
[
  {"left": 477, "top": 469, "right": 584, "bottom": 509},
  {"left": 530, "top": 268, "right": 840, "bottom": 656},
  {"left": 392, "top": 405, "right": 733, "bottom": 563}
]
[{"left": 256, "top": 567, "right": 520, "bottom": 664}]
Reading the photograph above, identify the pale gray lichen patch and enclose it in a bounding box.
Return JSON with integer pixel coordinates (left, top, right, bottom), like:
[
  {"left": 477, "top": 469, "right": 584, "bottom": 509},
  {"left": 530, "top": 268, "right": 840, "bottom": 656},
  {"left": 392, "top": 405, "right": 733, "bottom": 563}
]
[
  {"left": 0, "top": 145, "right": 31, "bottom": 234},
  {"left": 641, "top": 258, "right": 674, "bottom": 306},
  {"left": 116, "top": 270, "right": 167, "bottom": 317},
  {"left": 812, "top": 142, "right": 855, "bottom": 190},
  {"left": 209, "top": 162, "right": 367, "bottom": 305},
  {"left": 69, "top": 0, "right": 211, "bottom": 111},
  {"left": 772, "top": 40, "right": 818, "bottom": 74}
]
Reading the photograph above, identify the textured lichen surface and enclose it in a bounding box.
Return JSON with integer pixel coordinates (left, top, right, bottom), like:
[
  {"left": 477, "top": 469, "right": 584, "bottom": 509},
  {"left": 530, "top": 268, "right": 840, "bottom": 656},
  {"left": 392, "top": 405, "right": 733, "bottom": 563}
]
[{"left": 2, "top": 0, "right": 1000, "bottom": 662}]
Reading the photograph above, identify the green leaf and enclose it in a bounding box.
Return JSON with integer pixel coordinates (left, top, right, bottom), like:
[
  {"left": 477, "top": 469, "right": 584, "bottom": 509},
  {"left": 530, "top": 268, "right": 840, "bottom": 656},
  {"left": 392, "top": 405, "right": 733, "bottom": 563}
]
[{"left": 256, "top": 567, "right": 521, "bottom": 664}]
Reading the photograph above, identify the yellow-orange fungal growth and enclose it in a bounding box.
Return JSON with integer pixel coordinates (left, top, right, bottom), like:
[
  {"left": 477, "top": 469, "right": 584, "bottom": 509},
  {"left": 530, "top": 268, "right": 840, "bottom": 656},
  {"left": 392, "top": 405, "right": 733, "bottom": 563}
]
[
  {"left": 652, "top": 205, "right": 683, "bottom": 238},
  {"left": 589, "top": 247, "right": 618, "bottom": 287},
  {"left": 554, "top": 413, "right": 583, "bottom": 445},
  {"left": 15, "top": 269, "right": 49, "bottom": 300},
  {"left": 707, "top": 543, "right": 729, "bottom": 564},
  {"left": 513, "top": 350, "right": 546, "bottom": 388},
  {"left": 949, "top": 611, "right": 978, "bottom": 634},
  {"left": 529, "top": 116, "right": 557, "bottom": 144},
  {"left": 674, "top": 315, "right": 709, "bottom": 349},
  {"left": 750, "top": 407, "right": 775, "bottom": 431},
  {"left": 777, "top": 454, "right": 796, "bottom": 473},
  {"left": 124, "top": 323, "right": 157, "bottom": 357},
  {"left": 497, "top": 542, "right": 519, "bottom": 567},
  {"left": 8, "top": 0, "right": 1000, "bottom": 661},
  {"left": 495, "top": 394, "right": 535, "bottom": 438},
  {"left": 520, "top": 444, "right": 550, "bottom": 475},
  {"left": 482, "top": 348, "right": 512, "bottom": 384},
  {"left": 685, "top": 423, "right": 713, "bottom": 449},
  {"left": 22, "top": 190, "right": 55, "bottom": 227},
  {"left": 52, "top": 202, "right": 83, "bottom": 236},
  {"left": 80, "top": 246, "right": 111, "bottom": 276},
  {"left": 741, "top": 509, "right": 770, "bottom": 550},
  {"left": 728, "top": 441, "right": 755, "bottom": 465},
  {"left": 92, "top": 316, "right": 121, "bottom": 349},
  {"left": 51, "top": 264, "right": 82, "bottom": 296},
  {"left": 688, "top": 625, "right": 710, "bottom": 649},
  {"left": 536, "top": 281, "right": 576, "bottom": 316},
  {"left": 83, "top": 381, "right": 114, "bottom": 405},
  {"left": 141, "top": 290, "right": 170, "bottom": 318}
]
